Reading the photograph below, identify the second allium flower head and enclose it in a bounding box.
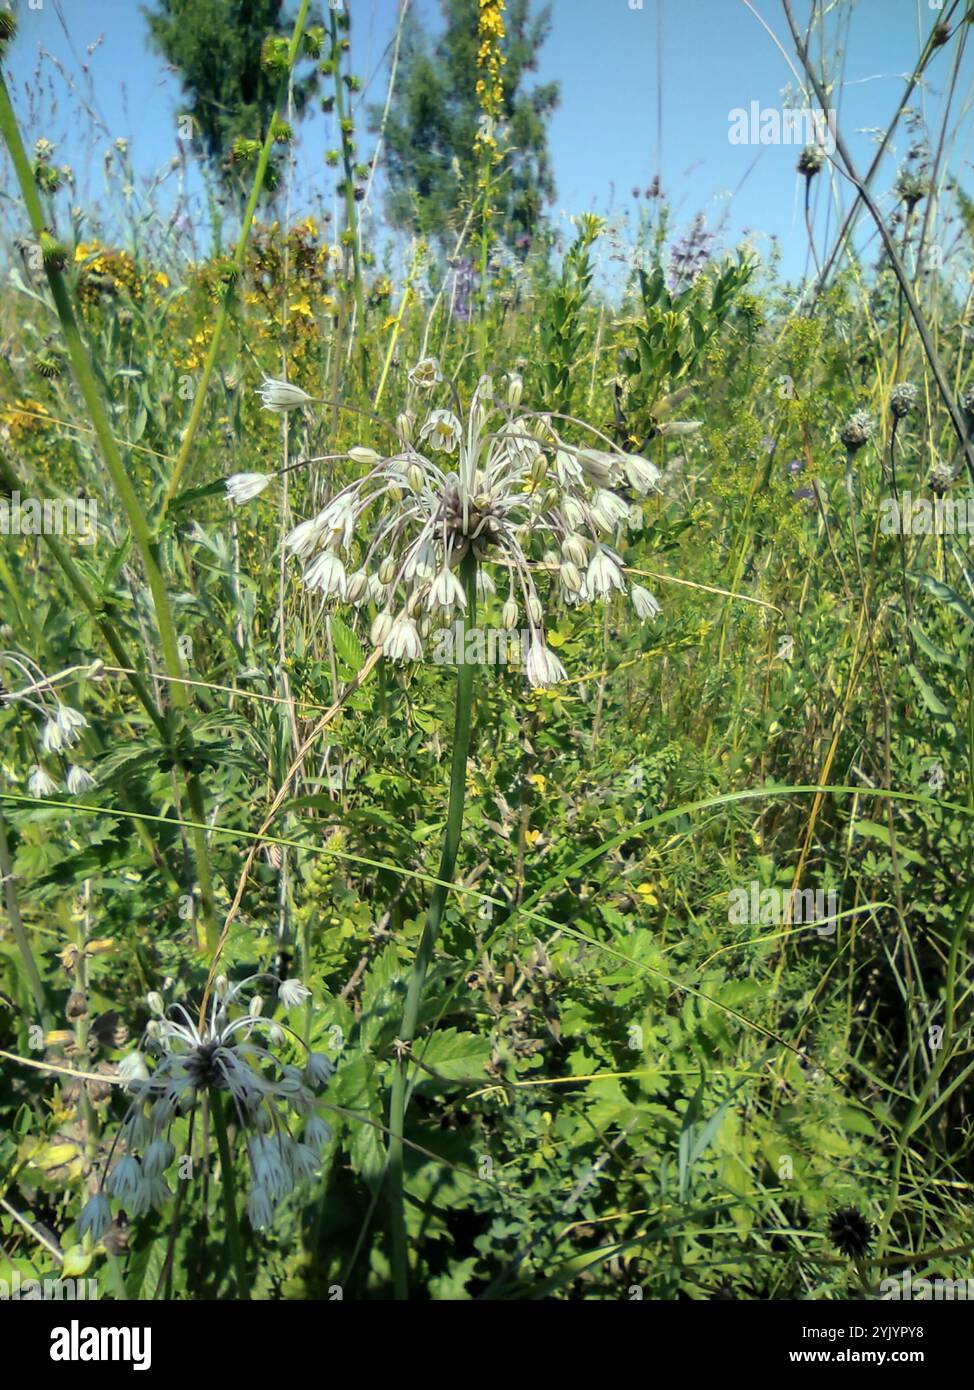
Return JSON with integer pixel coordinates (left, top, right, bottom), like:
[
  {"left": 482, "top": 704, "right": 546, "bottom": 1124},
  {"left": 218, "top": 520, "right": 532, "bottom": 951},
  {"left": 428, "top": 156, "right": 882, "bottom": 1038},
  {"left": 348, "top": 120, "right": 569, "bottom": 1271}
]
[
  {"left": 80, "top": 974, "right": 334, "bottom": 1238},
  {"left": 281, "top": 362, "right": 663, "bottom": 686}
]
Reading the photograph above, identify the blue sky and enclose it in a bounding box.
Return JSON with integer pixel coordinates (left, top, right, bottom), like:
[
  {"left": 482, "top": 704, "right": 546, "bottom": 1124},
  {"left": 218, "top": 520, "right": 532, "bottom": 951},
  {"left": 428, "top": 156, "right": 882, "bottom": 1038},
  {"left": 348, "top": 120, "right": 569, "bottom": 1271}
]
[{"left": 4, "top": 0, "right": 973, "bottom": 283}]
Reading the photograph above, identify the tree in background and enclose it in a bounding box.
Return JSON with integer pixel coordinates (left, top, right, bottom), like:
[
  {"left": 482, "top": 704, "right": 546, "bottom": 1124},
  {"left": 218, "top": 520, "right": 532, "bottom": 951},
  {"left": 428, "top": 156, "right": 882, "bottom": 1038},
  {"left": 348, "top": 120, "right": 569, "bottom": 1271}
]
[
  {"left": 374, "top": 0, "right": 559, "bottom": 252},
  {"left": 143, "top": 0, "right": 322, "bottom": 197}
]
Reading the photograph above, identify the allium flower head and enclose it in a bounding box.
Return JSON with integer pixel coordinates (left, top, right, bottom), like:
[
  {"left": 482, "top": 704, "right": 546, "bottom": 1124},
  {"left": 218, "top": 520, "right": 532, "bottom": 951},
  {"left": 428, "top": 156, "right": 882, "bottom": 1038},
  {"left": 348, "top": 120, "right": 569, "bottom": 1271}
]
[
  {"left": 91, "top": 975, "right": 335, "bottom": 1232},
  {"left": 419, "top": 409, "right": 463, "bottom": 453},
  {"left": 284, "top": 368, "right": 662, "bottom": 686},
  {"left": 278, "top": 979, "right": 311, "bottom": 1009},
  {"left": 525, "top": 640, "right": 567, "bottom": 689},
  {"left": 631, "top": 584, "right": 661, "bottom": 621}
]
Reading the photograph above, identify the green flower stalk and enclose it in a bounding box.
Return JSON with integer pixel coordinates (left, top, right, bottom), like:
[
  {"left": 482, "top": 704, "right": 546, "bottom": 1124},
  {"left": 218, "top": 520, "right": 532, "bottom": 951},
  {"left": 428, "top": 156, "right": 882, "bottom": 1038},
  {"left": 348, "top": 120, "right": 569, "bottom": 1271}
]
[
  {"left": 386, "top": 549, "right": 478, "bottom": 1300},
  {"left": 0, "top": 797, "right": 50, "bottom": 1028},
  {"left": 325, "top": 6, "right": 367, "bottom": 384},
  {"left": 158, "top": 0, "right": 312, "bottom": 517},
  {"left": 0, "top": 68, "right": 218, "bottom": 953}
]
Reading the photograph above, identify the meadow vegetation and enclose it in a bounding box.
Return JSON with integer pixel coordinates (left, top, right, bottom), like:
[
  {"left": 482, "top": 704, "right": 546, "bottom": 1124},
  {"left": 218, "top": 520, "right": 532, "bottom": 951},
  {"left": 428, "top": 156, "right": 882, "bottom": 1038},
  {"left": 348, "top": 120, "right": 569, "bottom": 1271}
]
[{"left": 0, "top": 0, "right": 973, "bottom": 1300}]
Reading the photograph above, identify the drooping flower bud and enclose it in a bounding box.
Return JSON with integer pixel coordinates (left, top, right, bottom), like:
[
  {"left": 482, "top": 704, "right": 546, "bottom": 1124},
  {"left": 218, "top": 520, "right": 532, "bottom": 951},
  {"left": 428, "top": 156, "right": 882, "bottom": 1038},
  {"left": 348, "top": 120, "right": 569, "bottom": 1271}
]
[{"left": 348, "top": 446, "right": 381, "bottom": 465}]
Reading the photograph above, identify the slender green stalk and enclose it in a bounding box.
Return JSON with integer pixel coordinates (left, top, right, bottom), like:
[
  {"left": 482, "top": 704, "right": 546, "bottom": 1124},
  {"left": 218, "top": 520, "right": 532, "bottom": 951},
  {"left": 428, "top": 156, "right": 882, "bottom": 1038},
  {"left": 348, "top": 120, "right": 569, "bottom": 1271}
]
[
  {"left": 329, "top": 9, "right": 367, "bottom": 366},
  {"left": 0, "top": 454, "right": 168, "bottom": 740},
  {"left": 0, "top": 67, "right": 218, "bottom": 949},
  {"left": 158, "top": 0, "right": 311, "bottom": 517},
  {"left": 0, "top": 73, "right": 184, "bottom": 685},
  {"left": 782, "top": 0, "right": 974, "bottom": 482},
  {"left": 211, "top": 1092, "right": 249, "bottom": 1300},
  {"left": 0, "top": 800, "right": 51, "bottom": 1028},
  {"left": 387, "top": 552, "right": 478, "bottom": 1299}
]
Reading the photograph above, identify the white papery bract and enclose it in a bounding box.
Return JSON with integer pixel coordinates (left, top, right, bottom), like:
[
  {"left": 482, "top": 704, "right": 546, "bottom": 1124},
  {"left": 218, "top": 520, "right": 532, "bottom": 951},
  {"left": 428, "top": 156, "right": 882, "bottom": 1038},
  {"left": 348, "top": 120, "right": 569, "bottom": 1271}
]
[
  {"left": 631, "top": 584, "right": 662, "bottom": 621},
  {"left": 66, "top": 764, "right": 96, "bottom": 794},
  {"left": 28, "top": 764, "right": 57, "bottom": 797},
  {"left": 278, "top": 979, "right": 311, "bottom": 1009},
  {"left": 257, "top": 376, "right": 313, "bottom": 412},
  {"left": 419, "top": 409, "right": 462, "bottom": 453},
  {"left": 226, "top": 472, "right": 272, "bottom": 505},
  {"left": 89, "top": 975, "right": 335, "bottom": 1235},
  {"left": 284, "top": 364, "right": 663, "bottom": 685},
  {"left": 525, "top": 640, "right": 567, "bottom": 689},
  {"left": 408, "top": 356, "right": 443, "bottom": 391},
  {"left": 40, "top": 704, "right": 87, "bottom": 753},
  {"left": 78, "top": 1191, "right": 112, "bottom": 1242}
]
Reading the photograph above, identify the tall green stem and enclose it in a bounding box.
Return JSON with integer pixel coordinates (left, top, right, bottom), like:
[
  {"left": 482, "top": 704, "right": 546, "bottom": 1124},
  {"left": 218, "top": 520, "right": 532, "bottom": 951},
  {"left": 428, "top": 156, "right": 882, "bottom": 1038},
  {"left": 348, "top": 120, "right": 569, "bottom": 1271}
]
[
  {"left": 328, "top": 10, "right": 367, "bottom": 386},
  {"left": 212, "top": 1092, "right": 249, "bottom": 1300},
  {"left": 158, "top": 0, "right": 310, "bottom": 517},
  {"left": 387, "top": 552, "right": 478, "bottom": 1299},
  {"left": 0, "top": 67, "right": 217, "bottom": 950},
  {"left": 0, "top": 801, "right": 51, "bottom": 1029}
]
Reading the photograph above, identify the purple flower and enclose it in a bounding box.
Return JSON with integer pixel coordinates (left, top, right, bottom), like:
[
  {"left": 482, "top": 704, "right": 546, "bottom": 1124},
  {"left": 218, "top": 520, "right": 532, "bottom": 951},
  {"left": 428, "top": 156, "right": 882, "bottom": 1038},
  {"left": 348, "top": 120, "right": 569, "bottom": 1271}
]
[
  {"left": 448, "top": 257, "right": 475, "bottom": 322},
  {"left": 667, "top": 214, "right": 714, "bottom": 291}
]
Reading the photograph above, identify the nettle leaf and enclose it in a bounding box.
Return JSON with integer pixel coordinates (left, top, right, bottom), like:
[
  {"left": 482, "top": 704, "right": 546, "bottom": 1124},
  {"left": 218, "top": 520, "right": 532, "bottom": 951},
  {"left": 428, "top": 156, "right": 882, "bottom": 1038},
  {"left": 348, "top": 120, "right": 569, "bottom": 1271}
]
[
  {"left": 328, "top": 613, "right": 364, "bottom": 674},
  {"left": 329, "top": 1052, "right": 384, "bottom": 1182},
  {"left": 357, "top": 943, "right": 405, "bottom": 1052},
  {"left": 412, "top": 1028, "right": 490, "bottom": 1091}
]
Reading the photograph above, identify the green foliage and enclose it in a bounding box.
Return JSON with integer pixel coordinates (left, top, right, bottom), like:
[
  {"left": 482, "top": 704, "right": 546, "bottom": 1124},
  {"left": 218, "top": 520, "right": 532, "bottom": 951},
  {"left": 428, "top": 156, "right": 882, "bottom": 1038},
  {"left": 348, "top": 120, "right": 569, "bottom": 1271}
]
[
  {"left": 375, "top": 0, "right": 559, "bottom": 249},
  {"left": 537, "top": 213, "right": 602, "bottom": 413},
  {"left": 1, "top": 5, "right": 974, "bottom": 1306},
  {"left": 143, "top": 0, "right": 321, "bottom": 195}
]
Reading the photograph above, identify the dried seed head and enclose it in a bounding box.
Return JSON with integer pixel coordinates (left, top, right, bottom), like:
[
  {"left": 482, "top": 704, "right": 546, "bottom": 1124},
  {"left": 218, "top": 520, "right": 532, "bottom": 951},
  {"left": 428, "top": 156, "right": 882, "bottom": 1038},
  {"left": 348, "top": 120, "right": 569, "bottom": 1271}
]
[
  {"left": 928, "top": 460, "right": 953, "bottom": 497},
  {"left": 839, "top": 410, "right": 875, "bottom": 453},
  {"left": 889, "top": 383, "right": 918, "bottom": 419},
  {"left": 828, "top": 1207, "right": 872, "bottom": 1259},
  {"left": 797, "top": 144, "right": 825, "bottom": 177}
]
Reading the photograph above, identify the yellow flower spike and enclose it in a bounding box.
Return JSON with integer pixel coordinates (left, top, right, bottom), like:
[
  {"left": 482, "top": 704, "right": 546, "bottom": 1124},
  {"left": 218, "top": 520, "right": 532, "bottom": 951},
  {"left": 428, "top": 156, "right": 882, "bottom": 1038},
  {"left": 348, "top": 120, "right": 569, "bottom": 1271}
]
[{"left": 57, "top": 944, "right": 80, "bottom": 971}]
